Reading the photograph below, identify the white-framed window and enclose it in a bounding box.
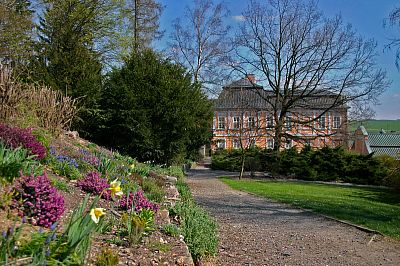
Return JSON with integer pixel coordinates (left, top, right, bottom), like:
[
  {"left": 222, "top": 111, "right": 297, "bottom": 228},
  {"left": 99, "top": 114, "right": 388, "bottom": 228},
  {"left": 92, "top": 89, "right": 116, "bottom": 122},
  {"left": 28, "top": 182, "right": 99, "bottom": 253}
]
[
  {"left": 233, "top": 139, "right": 241, "bottom": 149},
  {"left": 318, "top": 114, "right": 326, "bottom": 129},
  {"left": 267, "top": 138, "right": 274, "bottom": 149},
  {"left": 285, "top": 138, "right": 293, "bottom": 149},
  {"left": 285, "top": 114, "right": 291, "bottom": 129},
  {"left": 232, "top": 116, "right": 240, "bottom": 129},
  {"left": 266, "top": 116, "right": 274, "bottom": 128},
  {"left": 216, "top": 139, "right": 226, "bottom": 149},
  {"left": 218, "top": 116, "right": 225, "bottom": 130},
  {"left": 248, "top": 116, "right": 256, "bottom": 128},
  {"left": 333, "top": 116, "right": 341, "bottom": 129}
]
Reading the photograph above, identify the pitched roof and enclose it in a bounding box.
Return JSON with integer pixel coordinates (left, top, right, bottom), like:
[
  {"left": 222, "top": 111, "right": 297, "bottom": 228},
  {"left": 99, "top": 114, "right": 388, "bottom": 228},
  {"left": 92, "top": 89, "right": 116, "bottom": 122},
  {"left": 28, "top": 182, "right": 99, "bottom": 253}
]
[
  {"left": 369, "top": 134, "right": 400, "bottom": 147},
  {"left": 223, "top": 78, "right": 263, "bottom": 89},
  {"left": 368, "top": 133, "right": 400, "bottom": 158},
  {"left": 370, "top": 147, "right": 400, "bottom": 157},
  {"left": 214, "top": 86, "right": 347, "bottom": 110}
]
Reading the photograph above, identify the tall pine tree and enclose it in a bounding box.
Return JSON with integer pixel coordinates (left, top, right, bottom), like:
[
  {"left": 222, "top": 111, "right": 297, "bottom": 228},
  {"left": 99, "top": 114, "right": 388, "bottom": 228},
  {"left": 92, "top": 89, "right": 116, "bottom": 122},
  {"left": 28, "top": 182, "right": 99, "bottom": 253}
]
[{"left": 0, "top": 0, "right": 34, "bottom": 67}]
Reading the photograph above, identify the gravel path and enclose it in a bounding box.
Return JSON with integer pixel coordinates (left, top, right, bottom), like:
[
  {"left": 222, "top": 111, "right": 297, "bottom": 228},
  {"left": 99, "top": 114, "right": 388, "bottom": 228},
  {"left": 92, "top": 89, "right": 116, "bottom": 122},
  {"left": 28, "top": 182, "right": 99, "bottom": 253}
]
[{"left": 186, "top": 167, "right": 400, "bottom": 266}]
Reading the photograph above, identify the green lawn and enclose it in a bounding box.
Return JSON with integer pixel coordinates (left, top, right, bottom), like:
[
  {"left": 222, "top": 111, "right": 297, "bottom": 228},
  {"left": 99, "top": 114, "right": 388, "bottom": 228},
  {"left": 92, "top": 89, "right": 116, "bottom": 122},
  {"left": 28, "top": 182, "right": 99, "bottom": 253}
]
[
  {"left": 221, "top": 178, "right": 400, "bottom": 239},
  {"left": 349, "top": 119, "right": 400, "bottom": 133}
]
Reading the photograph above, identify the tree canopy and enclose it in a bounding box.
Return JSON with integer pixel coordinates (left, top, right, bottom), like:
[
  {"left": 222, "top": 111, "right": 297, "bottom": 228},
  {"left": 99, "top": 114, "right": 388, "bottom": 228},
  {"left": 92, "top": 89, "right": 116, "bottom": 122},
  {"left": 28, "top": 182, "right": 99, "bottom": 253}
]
[{"left": 96, "top": 50, "right": 212, "bottom": 164}]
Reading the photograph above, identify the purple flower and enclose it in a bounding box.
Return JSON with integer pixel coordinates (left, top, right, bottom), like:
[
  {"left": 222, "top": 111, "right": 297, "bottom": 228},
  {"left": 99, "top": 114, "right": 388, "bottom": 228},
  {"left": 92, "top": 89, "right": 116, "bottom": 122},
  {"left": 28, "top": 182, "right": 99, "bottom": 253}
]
[
  {"left": 0, "top": 124, "right": 46, "bottom": 160},
  {"left": 119, "top": 189, "right": 159, "bottom": 213},
  {"left": 77, "top": 171, "right": 110, "bottom": 199},
  {"left": 12, "top": 173, "right": 65, "bottom": 228}
]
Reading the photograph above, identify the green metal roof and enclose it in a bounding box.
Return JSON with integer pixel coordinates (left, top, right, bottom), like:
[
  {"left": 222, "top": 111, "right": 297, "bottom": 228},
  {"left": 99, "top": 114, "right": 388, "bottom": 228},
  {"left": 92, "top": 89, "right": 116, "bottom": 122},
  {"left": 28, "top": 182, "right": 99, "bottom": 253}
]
[
  {"left": 369, "top": 134, "right": 400, "bottom": 147},
  {"left": 368, "top": 133, "right": 400, "bottom": 158}
]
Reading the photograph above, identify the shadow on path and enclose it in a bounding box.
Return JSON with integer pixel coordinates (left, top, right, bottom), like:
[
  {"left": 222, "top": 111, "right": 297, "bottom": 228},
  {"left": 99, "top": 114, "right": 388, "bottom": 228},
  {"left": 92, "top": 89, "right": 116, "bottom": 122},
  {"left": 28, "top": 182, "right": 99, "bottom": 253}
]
[{"left": 186, "top": 166, "right": 400, "bottom": 266}]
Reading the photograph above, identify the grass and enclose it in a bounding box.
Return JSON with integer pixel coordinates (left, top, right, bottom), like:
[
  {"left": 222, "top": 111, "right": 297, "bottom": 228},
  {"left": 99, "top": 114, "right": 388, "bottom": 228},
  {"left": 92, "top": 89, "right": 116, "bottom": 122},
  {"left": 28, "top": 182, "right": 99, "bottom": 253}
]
[
  {"left": 349, "top": 119, "right": 400, "bottom": 133},
  {"left": 221, "top": 178, "right": 400, "bottom": 239}
]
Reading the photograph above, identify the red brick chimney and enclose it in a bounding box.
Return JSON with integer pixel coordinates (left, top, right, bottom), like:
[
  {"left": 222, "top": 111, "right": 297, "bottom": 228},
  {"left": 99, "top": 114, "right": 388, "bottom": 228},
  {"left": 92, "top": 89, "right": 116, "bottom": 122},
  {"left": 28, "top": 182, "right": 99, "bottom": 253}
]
[{"left": 245, "top": 74, "right": 255, "bottom": 83}]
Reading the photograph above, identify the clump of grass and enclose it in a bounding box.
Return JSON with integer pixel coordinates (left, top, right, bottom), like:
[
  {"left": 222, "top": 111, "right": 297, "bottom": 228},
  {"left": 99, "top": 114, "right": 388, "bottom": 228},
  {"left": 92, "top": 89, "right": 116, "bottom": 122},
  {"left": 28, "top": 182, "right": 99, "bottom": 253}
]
[
  {"left": 94, "top": 248, "right": 119, "bottom": 266},
  {"left": 147, "top": 241, "right": 171, "bottom": 252},
  {"left": 161, "top": 224, "right": 181, "bottom": 237},
  {"left": 50, "top": 176, "right": 71, "bottom": 192}
]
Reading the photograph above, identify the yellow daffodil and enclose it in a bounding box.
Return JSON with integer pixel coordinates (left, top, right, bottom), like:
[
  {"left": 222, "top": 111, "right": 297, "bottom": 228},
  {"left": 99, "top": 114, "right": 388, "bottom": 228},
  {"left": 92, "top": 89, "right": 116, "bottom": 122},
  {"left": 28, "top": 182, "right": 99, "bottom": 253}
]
[
  {"left": 109, "top": 179, "right": 123, "bottom": 197},
  {"left": 130, "top": 163, "right": 135, "bottom": 170},
  {"left": 90, "top": 208, "right": 105, "bottom": 224}
]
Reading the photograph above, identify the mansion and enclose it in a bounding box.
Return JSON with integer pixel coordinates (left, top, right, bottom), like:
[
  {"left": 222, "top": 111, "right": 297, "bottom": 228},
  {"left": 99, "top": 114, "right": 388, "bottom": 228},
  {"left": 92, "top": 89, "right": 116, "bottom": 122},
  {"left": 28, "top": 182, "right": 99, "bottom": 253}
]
[{"left": 211, "top": 75, "right": 348, "bottom": 151}]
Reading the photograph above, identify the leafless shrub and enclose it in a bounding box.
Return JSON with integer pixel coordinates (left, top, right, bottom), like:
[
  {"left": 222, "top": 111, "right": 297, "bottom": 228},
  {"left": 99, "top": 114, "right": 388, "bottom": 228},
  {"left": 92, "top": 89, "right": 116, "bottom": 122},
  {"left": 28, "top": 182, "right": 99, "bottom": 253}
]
[{"left": 0, "top": 65, "right": 78, "bottom": 133}]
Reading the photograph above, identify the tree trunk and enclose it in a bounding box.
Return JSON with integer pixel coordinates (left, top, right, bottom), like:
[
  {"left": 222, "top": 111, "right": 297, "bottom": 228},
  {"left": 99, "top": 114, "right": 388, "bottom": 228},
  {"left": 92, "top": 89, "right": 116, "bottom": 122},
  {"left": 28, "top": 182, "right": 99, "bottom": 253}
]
[{"left": 239, "top": 151, "right": 245, "bottom": 180}]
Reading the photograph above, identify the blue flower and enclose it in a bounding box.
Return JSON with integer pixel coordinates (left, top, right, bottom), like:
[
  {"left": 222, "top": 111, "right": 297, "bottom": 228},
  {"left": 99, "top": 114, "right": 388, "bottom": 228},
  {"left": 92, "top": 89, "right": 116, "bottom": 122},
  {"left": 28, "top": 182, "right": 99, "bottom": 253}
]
[{"left": 50, "top": 223, "right": 57, "bottom": 231}]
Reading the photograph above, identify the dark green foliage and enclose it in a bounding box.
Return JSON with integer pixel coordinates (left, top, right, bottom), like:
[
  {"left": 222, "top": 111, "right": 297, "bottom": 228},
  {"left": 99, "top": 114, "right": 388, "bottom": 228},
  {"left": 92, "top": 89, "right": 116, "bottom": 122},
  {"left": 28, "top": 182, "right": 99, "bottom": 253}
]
[
  {"left": 27, "top": 0, "right": 104, "bottom": 138},
  {"left": 212, "top": 146, "right": 387, "bottom": 185},
  {"left": 93, "top": 50, "right": 212, "bottom": 165}
]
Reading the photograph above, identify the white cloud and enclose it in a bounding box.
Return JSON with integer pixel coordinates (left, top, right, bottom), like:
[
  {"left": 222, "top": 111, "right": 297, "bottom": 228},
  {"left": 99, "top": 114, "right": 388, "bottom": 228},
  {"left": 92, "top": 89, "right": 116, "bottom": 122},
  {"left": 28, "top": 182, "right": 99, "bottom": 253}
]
[{"left": 232, "top": 15, "right": 245, "bottom": 22}]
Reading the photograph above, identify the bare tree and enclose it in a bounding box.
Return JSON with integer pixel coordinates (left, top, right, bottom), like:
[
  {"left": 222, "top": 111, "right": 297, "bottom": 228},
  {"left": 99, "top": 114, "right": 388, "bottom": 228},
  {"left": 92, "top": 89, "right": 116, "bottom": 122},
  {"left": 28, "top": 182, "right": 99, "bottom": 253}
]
[
  {"left": 230, "top": 91, "right": 267, "bottom": 179},
  {"left": 118, "top": 0, "right": 164, "bottom": 54},
  {"left": 170, "top": 0, "right": 231, "bottom": 95},
  {"left": 232, "top": 0, "right": 388, "bottom": 152},
  {"left": 385, "top": 6, "right": 400, "bottom": 69}
]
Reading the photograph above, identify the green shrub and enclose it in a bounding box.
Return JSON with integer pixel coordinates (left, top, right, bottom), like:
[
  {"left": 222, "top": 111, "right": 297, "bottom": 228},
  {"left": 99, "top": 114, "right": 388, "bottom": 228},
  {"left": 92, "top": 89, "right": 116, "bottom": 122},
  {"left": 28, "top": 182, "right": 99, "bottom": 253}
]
[
  {"left": 50, "top": 176, "right": 71, "bottom": 193},
  {"left": 377, "top": 155, "right": 400, "bottom": 190},
  {"left": 173, "top": 178, "right": 218, "bottom": 261},
  {"left": 212, "top": 146, "right": 389, "bottom": 186},
  {"left": 162, "top": 224, "right": 181, "bottom": 237},
  {"left": 0, "top": 144, "right": 43, "bottom": 183},
  {"left": 31, "top": 128, "right": 51, "bottom": 150},
  {"left": 142, "top": 177, "right": 165, "bottom": 203},
  {"left": 175, "top": 202, "right": 218, "bottom": 261},
  {"left": 176, "top": 179, "right": 193, "bottom": 203}
]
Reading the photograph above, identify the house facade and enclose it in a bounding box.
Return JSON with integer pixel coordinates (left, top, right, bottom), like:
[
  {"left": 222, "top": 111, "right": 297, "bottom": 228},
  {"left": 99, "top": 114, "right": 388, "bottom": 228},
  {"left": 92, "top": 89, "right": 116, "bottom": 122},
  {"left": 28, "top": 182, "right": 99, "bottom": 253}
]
[{"left": 211, "top": 75, "right": 348, "bottom": 151}]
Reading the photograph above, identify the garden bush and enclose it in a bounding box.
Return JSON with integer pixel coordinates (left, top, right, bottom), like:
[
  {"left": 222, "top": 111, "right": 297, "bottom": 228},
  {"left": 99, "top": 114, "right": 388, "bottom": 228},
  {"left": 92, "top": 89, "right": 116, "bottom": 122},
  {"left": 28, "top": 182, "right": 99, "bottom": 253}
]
[
  {"left": 174, "top": 202, "right": 218, "bottom": 261},
  {"left": 212, "top": 146, "right": 389, "bottom": 185},
  {"left": 0, "top": 143, "right": 43, "bottom": 183},
  {"left": 77, "top": 171, "right": 110, "bottom": 198},
  {"left": 0, "top": 124, "right": 47, "bottom": 160},
  {"left": 173, "top": 177, "right": 218, "bottom": 261},
  {"left": 142, "top": 177, "right": 165, "bottom": 203},
  {"left": 12, "top": 173, "right": 65, "bottom": 228},
  {"left": 377, "top": 155, "right": 400, "bottom": 190}
]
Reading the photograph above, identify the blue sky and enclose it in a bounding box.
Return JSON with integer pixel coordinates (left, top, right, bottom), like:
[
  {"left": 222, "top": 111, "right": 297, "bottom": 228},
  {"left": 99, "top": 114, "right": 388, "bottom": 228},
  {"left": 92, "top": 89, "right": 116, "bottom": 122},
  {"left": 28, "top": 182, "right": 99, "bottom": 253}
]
[{"left": 158, "top": 0, "right": 400, "bottom": 120}]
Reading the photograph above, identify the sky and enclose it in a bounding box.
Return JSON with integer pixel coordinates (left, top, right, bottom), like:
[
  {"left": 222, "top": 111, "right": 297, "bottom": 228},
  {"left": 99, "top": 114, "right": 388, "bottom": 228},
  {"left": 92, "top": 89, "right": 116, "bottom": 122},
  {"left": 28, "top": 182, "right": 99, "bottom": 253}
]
[{"left": 158, "top": 0, "right": 400, "bottom": 120}]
